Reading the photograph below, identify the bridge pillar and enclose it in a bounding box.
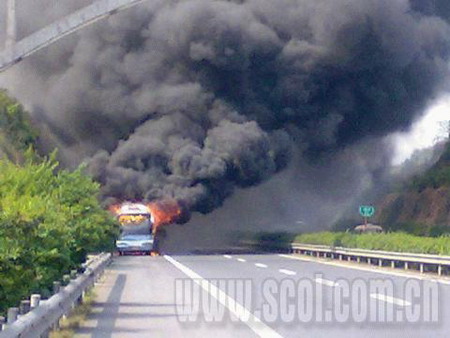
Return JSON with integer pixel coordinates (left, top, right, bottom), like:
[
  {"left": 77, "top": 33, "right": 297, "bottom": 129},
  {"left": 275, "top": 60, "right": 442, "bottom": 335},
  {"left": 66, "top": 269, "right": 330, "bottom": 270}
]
[{"left": 6, "top": 0, "right": 17, "bottom": 50}]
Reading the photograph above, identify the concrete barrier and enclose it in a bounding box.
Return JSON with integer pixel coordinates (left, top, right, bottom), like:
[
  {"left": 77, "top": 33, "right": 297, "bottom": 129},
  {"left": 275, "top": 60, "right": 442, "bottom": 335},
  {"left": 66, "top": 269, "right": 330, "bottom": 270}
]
[{"left": 0, "top": 253, "right": 111, "bottom": 338}]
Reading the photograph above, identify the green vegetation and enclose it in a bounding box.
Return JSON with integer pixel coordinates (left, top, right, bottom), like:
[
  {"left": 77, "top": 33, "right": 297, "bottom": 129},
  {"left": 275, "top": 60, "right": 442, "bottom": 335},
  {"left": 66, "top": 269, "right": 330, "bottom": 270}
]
[
  {"left": 410, "top": 166, "right": 450, "bottom": 191},
  {"left": 409, "top": 141, "right": 450, "bottom": 191},
  {"left": 253, "top": 232, "right": 295, "bottom": 252},
  {"left": 0, "top": 90, "right": 38, "bottom": 160},
  {"left": 382, "top": 221, "right": 450, "bottom": 237},
  {"left": 295, "top": 231, "right": 450, "bottom": 255},
  {"left": 0, "top": 153, "right": 119, "bottom": 313},
  {"left": 0, "top": 90, "right": 118, "bottom": 313}
]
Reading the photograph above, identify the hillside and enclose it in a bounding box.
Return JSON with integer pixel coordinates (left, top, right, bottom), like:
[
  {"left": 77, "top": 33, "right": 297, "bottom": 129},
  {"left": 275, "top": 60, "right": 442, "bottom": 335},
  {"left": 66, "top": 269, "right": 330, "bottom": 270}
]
[
  {"left": 0, "top": 90, "right": 38, "bottom": 161},
  {"left": 0, "top": 90, "right": 119, "bottom": 313},
  {"left": 376, "top": 140, "right": 450, "bottom": 235}
]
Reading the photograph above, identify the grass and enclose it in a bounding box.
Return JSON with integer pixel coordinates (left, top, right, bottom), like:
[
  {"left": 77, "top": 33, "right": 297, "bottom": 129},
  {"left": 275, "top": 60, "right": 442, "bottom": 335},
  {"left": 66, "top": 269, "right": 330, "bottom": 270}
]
[
  {"left": 49, "top": 290, "right": 96, "bottom": 338},
  {"left": 295, "top": 232, "right": 450, "bottom": 255}
]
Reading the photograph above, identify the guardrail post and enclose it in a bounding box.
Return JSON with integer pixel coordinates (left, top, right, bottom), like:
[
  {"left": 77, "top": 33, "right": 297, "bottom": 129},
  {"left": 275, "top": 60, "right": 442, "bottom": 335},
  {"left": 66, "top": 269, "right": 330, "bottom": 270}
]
[
  {"left": 368, "top": 258, "right": 371, "bottom": 265},
  {"left": 63, "top": 274, "right": 71, "bottom": 285},
  {"left": 30, "top": 294, "right": 41, "bottom": 309},
  {"left": 419, "top": 263, "right": 424, "bottom": 274},
  {"left": 0, "top": 316, "right": 5, "bottom": 331},
  {"left": 0, "top": 253, "right": 111, "bottom": 337},
  {"left": 438, "top": 265, "right": 442, "bottom": 276},
  {"left": 404, "top": 262, "right": 409, "bottom": 270},
  {"left": 7, "top": 307, "right": 18, "bottom": 324},
  {"left": 53, "top": 281, "right": 61, "bottom": 294},
  {"left": 357, "top": 257, "right": 361, "bottom": 263},
  {"left": 339, "top": 254, "right": 343, "bottom": 261},
  {"left": 391, "top": 261, "right": 395, "bottom": 269},
  {"left": 348, "top": 256, "right": 351, "bottom": 262},
  {"left": 379, "top": 259, "right": 383, "bottom": 267},
  {"left": 19, "top": 300, "right": 31, "bottom": 315}
]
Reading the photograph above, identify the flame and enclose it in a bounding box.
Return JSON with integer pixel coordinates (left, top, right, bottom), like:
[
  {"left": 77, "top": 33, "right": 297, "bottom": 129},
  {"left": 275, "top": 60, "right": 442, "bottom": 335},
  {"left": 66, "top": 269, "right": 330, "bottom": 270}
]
[
  {"left": 148, "top": 199, "right": 182, "bottom": 232},
  {"left": 108, "top": 204, "right": 122, "bottom": 215},
  {"left": 108, "top": 200, "right": 185, "bottom": 234}
]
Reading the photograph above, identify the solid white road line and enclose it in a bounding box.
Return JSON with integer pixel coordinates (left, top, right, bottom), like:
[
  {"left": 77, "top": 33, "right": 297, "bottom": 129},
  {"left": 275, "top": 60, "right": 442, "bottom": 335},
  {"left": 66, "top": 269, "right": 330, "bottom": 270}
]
[
  {"left": 223, "top": 255, "right": 232, "bottom": 259},
  {"left": 315, "top": 277, "right": 339, "bottom": 287},
  {"left": 279, "top": 269, "right": 296, "bottom": 276},
  {"left": 279, "top": 254, "right": 450, "bottom": 286},
  {"left": 164, "top": 255, "right": 284, "bottom": 338},
  {"left": 370, "top": 293, "right": 411, "bottom": 307},
  {"left": 255, "top": 263, "right": 268, "bottom": 268},
  {"left": 237, "top": 258, "right": 247, "bottom": 263}
]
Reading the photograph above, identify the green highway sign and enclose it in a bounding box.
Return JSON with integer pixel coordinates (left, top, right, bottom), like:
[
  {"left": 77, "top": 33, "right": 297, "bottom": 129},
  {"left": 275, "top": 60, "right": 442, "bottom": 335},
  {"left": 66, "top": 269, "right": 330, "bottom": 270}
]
[{"left": 359, "top": 205, "right": 375, "bottom": 218}]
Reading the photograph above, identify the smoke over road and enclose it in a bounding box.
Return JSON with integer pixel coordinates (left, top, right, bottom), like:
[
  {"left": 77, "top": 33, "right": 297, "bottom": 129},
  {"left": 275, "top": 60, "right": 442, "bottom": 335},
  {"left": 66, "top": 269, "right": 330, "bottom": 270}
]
[{"left": 1, "top": 0, "right": 450, "bottom": 228}]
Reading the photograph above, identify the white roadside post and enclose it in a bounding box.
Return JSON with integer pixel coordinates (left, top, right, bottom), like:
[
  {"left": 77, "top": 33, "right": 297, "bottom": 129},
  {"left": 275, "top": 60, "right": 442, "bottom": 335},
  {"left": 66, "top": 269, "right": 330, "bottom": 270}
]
[
  {"left": 6, "top": 0, "right": 16, "bottom": 51},
  {"left": 30, "top": 295, "right": 41, "bottom": 309}
]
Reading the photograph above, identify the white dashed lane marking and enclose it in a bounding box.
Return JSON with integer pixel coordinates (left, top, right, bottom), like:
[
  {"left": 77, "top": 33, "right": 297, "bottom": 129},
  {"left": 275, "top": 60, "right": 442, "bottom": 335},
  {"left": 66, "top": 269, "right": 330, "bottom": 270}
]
[
  {"left": 315, "top": 278, "right": 339, "bottom": 287},
  {"left": 279, "top": 269, "right": 296, "bottom": 276},
  {"left": 255, "top": 263, "right": 268, "bottom": 268},
  {"left": 164, "top": 255, "right": 284, "bottom": 338},
  {"left": 370, "top": 293, "right": 411, "bottom": 307}
]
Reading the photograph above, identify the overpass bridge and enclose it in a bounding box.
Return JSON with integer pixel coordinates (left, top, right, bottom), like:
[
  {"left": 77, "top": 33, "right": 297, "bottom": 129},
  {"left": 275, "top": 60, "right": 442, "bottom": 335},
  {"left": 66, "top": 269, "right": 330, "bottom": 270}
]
[{"left": 0, "top": 0, "right": 147, "bottom": 73}]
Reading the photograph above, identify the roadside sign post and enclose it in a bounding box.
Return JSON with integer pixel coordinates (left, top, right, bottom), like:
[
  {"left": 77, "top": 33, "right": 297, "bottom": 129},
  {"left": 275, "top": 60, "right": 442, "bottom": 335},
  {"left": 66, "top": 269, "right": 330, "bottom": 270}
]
[{"left": 359, "top": 205, "right": 375, "bottom": 225}]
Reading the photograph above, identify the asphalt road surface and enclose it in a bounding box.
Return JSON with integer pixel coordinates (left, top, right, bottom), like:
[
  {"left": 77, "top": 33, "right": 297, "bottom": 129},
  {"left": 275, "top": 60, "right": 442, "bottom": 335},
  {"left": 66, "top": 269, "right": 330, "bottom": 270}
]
[{"left": 75, "top": 254, "right": 450, "bottom": 338}]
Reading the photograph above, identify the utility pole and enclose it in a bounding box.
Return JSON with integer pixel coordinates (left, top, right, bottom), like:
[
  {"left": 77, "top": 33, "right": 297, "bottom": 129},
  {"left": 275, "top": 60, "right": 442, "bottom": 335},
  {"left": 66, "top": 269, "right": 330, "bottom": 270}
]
[{"left": 6, "top": 0, "right": 17, "bottom": 51}]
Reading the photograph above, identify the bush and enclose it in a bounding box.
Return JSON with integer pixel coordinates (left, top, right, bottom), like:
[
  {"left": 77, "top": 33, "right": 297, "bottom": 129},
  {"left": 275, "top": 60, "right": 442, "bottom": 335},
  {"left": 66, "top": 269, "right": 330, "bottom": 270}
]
[
  {"left": 408, "top": 141, "right": 450, "bottom": 191},
  {"left": 295, "top": 231, "right": 450, "bottom": 255},
  {"left": 0, "top": 152, "right": 119, "bottom": 313},
  {"left": 253, "top": 232, "right": 295, "bottom": 252},
  {"left": 0, "top": 90, "right": 38, "bottom": 151}
]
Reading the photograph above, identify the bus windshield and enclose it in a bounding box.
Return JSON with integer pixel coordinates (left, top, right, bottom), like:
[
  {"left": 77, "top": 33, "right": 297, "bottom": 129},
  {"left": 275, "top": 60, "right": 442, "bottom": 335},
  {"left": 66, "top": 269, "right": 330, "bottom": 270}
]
[{"left": 118, "top": 214, "right": 151, "bottom": 226}]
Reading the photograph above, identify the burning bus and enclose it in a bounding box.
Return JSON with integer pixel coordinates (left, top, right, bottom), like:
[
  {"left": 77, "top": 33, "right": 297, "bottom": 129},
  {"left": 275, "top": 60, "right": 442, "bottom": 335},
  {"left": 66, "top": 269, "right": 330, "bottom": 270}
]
[
  {"left": 113, "top": 202, "right": 155, "bottom": 255},
  {"left": 111, "top": 200, "right": 183, "bottom": 255}
]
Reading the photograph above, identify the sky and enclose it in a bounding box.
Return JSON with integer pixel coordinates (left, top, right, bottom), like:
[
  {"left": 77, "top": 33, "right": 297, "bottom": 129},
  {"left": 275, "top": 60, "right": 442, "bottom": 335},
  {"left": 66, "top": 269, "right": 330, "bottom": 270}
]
[{"left": 391, "top": 96, "right": 450, "bottom": 166}]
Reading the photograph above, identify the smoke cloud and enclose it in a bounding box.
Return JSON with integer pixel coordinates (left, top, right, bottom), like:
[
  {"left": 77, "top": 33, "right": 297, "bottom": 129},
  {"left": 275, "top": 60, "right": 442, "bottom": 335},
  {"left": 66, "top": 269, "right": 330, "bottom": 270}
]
[{"left": 1, "top": 0, "right": 450, "bottom": 226}]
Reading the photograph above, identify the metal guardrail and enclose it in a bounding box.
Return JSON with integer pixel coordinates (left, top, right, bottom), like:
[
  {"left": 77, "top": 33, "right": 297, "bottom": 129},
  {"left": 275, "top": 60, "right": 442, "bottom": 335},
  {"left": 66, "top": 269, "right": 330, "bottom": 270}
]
[
  {"left": 0, "top": 252, "right": 111, "bottom": 338},
  {"left": 292, "top": 243, "right": 450, "bottom": 276}
]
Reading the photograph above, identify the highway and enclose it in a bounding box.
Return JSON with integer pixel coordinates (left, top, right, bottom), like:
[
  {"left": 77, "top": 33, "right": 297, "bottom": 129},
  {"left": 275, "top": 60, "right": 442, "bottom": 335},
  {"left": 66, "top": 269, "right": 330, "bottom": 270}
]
[{"left": 75, "top": 254, "right": 449, "bottom": 337}]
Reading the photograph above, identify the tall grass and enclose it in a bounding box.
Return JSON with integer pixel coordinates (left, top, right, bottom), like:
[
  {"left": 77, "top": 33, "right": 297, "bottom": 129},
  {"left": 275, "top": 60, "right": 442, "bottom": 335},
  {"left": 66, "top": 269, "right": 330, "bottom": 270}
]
[{"left": 295, "top": 232, "right": 450, "bottom": 255}]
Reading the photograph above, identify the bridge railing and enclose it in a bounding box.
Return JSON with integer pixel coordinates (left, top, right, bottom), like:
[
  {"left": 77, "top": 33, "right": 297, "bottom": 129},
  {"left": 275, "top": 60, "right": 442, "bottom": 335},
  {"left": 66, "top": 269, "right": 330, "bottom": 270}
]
[
  {"left": 0, "top": 0, "right": 146, "bottom": 72},
  {"left": 0, "top": 252, "right": 111, "bottom": 337},
  {"left": 292, "top": 243, "right": 450, "bottom": 276}
]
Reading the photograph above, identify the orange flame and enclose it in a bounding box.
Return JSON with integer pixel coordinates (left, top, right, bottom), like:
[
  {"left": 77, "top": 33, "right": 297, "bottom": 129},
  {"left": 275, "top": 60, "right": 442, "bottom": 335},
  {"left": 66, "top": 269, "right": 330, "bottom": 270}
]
[
  {"left": 108, "top": 204, "right": 122, "bottom": 215},
  {"left": 148, "top": 200, "right": 182, "bottom": 231}
]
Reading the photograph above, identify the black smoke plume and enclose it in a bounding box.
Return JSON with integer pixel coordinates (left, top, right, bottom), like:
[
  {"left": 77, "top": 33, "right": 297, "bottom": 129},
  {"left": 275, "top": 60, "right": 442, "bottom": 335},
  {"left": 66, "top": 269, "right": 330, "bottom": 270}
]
[{"left": 1, "top": 0, "right": 450, "bottom": 224}]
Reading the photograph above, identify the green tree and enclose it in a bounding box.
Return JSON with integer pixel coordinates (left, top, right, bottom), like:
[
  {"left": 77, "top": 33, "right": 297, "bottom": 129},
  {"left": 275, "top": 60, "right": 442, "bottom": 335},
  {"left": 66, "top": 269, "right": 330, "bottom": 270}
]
[
  {"left": 0, "top": 90, "right": 38, "bottom": 152},
  {"left": 0, "top": 153, "right": 118, "bottom": 312}
]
